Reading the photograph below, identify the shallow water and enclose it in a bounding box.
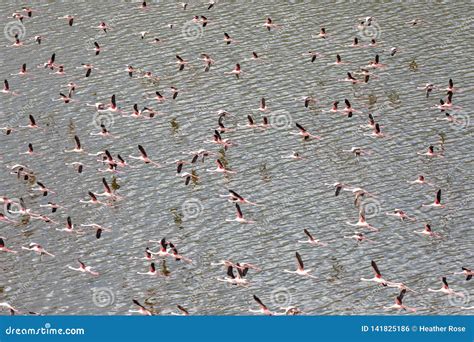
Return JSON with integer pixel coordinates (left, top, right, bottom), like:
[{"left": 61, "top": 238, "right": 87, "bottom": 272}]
[{"left": 0, "top": 1, "right": 473, "bottom": 315}]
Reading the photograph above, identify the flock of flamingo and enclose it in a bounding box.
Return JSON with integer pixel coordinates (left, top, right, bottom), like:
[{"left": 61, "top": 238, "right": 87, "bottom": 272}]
[{"left": 1, "top": 1, "right": 472, "bottom": 316}]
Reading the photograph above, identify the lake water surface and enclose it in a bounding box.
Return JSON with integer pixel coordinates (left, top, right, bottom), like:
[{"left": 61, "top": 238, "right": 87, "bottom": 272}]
[{"left": 0, "top": 1, "right": 473, "bottom": 315}]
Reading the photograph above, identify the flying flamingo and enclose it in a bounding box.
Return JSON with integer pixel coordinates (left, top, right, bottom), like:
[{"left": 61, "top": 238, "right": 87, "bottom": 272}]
[
  {"left": 67, "top": 259, "right": 99, "bottom": 276},
  {"left": 283, "top": 252, "right": 317, "bottom": 279},
  {"left": 383, "top": 289, "right": 417, "bottom": 312}
]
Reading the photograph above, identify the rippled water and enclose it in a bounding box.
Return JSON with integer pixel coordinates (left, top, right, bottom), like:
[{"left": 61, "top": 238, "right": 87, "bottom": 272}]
[{"left": 0, "top": 1, "right": 473, "bottom": 316}]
